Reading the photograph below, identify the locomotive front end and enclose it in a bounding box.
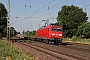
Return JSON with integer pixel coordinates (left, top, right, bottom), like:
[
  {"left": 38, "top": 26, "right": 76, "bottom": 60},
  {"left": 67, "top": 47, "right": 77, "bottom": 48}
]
[{"left": 51, "top": 26, "right": 63, "bottom": 44}]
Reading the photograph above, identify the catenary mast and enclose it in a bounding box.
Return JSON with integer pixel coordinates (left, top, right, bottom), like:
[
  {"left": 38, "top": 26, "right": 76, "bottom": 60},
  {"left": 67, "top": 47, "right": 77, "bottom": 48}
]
[{"left": 7, "top": 0, "right": 10, "bottom": 40}]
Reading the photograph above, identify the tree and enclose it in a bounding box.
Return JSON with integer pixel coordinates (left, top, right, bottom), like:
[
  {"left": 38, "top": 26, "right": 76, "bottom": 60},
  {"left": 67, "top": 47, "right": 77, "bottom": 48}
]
[
  {"left": 10, "top": 27, "right": 17, "bottom": 37},
  {"left": 22, "top": 30, "right": 36, "bottom": 37},
  {"left": 0, "top": 3, "right": 7, "bottom": 38},
  {"left": 76, "top": 22, "right": 90, "bottom": 38},
  {"left": 24, "top": 30, "right": 30, "bottom": 37},
  {"left": 30, "top": 30, "right": 36, "bottom": 37},
  {"left": 57, "top": 5, "right": 88, "bottom": 38},
  {"left": 22, "top": 30, "right": 25, "bottom": 36}
]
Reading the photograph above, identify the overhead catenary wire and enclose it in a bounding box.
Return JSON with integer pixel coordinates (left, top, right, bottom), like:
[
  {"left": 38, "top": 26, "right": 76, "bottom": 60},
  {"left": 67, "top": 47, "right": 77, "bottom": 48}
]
[
  {"left": 18, "top": 0, "right": 38, "bottom": 18},
  {"left": 17, "top": 0, "right": 50, "bottom": 19},
  {"left": 25, "top": 0, "right": 69, "bottom": 19},
  {"left": 12, "top": 0, "right": 90, "bottom": 27},
  {"left": 13, "top": 0, "right": 74, "bottom": 26},
  {"left": 24, "top": 0, "right": 55, "bottom": 20}
]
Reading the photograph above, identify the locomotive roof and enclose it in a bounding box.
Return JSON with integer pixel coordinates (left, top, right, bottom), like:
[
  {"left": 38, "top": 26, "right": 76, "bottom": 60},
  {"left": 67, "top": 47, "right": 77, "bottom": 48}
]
[
  {"left": 39, "top": 24, "right": 62, "bottom": 29},
  {"left": 39, "top": 25, "right": 47, "bottom": 28}
]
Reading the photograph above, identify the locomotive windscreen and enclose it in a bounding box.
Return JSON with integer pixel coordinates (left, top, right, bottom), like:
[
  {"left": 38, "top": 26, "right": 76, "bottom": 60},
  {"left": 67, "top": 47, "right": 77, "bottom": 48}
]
[{"left": 52, "top": 28, "right": 62, "bottom": 31}]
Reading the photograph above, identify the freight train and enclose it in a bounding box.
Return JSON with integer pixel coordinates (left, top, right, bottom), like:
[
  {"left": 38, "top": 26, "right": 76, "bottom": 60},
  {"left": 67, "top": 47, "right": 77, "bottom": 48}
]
[{"left": 36, "top": 23, "right": 63, "bottom": 44}]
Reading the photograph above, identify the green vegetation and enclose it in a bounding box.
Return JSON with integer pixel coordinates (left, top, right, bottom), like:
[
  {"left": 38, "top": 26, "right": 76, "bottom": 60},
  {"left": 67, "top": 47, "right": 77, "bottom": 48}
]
[
  {"left": 57, "top": 5, "right": 88, "bottom": 38},
  {"left": 0, "top": 3, "right": 7, "bottom": 38},
  {"left": 76, "top": 22, "right": 90, "bottom": 38},
  {"left": 22, "top": 30, "right": 36, "bottom": 37},
  {"left": 0, "top": 40, "right": 35, "bottom": 60},
  {"left": 72, "top": 36, "right": 77, "bottom": 42},
  {"left": 56, "top": 5, "right": 90, "bottom": 43},
  {"left": 63, "top": 38, "right": 90, "bottom": 44},
  {"left": 10, "top": 27, "right": 17, "bottom": 37}
]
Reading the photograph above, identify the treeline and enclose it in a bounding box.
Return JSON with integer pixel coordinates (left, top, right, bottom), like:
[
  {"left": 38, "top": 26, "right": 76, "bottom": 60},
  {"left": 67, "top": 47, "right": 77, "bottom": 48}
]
[
  {"left": 22, "top": 30, "right": 36, "bottom": 37},
  {"left": 56, "top": 5, "right": 90, "bottom": 38}
]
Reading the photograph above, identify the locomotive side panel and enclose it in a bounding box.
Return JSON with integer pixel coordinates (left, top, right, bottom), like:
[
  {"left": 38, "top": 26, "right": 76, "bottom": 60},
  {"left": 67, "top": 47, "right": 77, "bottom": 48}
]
[{"left": 42, "top": 28, "right": 49, "bottom": 39}]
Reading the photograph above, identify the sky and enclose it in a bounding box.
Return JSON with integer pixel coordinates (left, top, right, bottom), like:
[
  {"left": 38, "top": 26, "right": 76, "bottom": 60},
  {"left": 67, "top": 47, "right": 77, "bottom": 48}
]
[{"left": 0, "top": 0, "right": 90, "bottom": 33}]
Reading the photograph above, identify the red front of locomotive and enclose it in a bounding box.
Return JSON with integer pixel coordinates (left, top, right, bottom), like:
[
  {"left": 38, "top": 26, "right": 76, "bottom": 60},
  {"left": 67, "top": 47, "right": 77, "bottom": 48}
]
[
  {"left": 48, "top": 26, "right": 62, "bottom": 38},
  {"left": 49, "top": 26, "right": 63, "bottom": 43}
]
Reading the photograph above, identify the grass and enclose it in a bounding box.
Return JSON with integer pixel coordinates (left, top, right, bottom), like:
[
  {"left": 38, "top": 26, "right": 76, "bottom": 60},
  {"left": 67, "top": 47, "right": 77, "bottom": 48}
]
[
  {"left": 0, "top": 40, "right": 35, "bottom": 60},
  {"left": 63, "top": 38, "right": 90, "bottom": 44}
]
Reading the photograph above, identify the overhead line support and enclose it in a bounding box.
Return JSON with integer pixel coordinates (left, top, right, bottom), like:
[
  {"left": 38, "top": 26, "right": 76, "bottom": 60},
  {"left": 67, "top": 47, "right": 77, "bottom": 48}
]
[{"left": 7, "top": 0, "right": 10, "bottom": 40}]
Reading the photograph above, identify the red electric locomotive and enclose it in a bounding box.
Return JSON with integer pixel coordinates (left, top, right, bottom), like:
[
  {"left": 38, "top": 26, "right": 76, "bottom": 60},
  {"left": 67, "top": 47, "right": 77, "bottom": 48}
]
[{"left": 36, "top": 23, "right": 63, "bottom": 44}]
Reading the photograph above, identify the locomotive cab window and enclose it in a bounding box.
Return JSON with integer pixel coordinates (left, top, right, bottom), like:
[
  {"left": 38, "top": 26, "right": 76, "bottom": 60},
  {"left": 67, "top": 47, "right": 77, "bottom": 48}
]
[
  {"left": 52, "top": 28, "right": 56, "bottom": 31},
  {"left": 52, "top": 28, "right": 62, "bottom": 31},
  {"left": 57, "top": 28, "right": 62, "bottom": 31}
]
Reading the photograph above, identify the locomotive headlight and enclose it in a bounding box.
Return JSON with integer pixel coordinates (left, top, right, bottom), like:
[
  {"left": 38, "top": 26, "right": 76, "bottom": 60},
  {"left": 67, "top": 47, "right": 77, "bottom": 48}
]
[
  {"left": 59, "top": 34, "right": 62, "bottom": 36},
  {"left": 52, "top": 34, "right": 55, "bottom": 36}
]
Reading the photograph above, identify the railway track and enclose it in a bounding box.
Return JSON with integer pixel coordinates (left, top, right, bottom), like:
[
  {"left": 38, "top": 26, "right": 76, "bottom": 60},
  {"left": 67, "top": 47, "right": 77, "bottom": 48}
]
[
  {"left": 28, "top": 41, "right": 90, "bottom": 59},
  {"left": 20, "top": 42, "right": 65, "bottom": 60},
  {"left": 17, "top": 41, "right": 85, "bottom": 60},
  {"left": 11, "top": 39, "right": 90, "bottom": 60}
]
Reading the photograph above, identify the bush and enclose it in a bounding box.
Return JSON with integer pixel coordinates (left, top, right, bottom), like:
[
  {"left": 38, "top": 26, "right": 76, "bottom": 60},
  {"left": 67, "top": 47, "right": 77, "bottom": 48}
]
[
  {"left": 0, "top": 40, "right": 35, "bottom": 60},
  {"left": 76, "top": 22, "right": 90, "bottom": 38},
  {"left": 72, "top": 36, "right": 77, "bottom": 41}
]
